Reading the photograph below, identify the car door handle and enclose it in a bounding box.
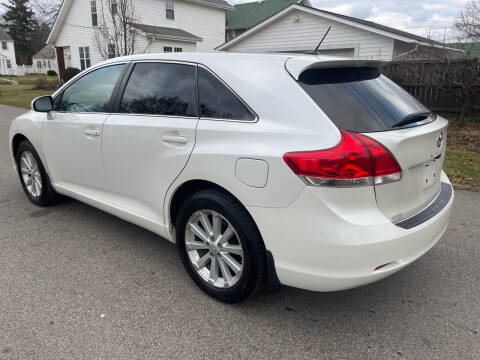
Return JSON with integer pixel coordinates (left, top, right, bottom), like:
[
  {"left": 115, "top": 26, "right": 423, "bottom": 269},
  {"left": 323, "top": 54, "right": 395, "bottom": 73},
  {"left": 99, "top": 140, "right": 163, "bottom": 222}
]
[
  {"left": 84, "top": 128, "right": 101, "bottom": 137},
  {"left": 162, "top": 135, "right": 188, "bottom": 144}
]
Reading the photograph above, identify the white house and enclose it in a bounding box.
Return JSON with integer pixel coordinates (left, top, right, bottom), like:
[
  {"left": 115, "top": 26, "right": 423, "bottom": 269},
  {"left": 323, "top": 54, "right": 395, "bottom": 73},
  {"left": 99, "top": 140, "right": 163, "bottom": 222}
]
[
  {"left": 32, "top": 45, "right": 58, "bottom": 74},
  {"left": 218, "top": 4, "right": 454, "bottom": 60},
  {"left": 0, "top": 29, "right": 17, "bottom": 75},
  {"left": 47, "top": 0, "right": 232, "bottom": 79}
]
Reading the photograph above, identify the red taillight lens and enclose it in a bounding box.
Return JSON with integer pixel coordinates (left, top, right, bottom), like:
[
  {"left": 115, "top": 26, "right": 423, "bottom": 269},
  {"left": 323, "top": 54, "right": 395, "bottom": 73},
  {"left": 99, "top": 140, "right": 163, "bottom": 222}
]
[{"left": 283, "top": 130, "right": 402, "bottom": 187}]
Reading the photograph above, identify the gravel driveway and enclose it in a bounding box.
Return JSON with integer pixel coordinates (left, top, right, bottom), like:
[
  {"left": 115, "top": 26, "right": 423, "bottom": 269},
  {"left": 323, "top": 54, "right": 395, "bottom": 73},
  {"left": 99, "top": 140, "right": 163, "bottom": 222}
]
[{"left": 0, "top": 104, "right": 479, "bottom": 359}]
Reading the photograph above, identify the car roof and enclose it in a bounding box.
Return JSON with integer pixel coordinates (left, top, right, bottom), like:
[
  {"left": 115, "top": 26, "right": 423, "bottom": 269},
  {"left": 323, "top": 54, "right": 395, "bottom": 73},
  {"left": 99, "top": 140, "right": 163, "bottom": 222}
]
[
  {"left": 99, "top": 52, "right": 384, "bottom": 76},
  {"left": 101, "top": 52, "right": 293, "bottom": 66},
  {"left": 99, "top": 51, "right": 369, "bottom": 67}
]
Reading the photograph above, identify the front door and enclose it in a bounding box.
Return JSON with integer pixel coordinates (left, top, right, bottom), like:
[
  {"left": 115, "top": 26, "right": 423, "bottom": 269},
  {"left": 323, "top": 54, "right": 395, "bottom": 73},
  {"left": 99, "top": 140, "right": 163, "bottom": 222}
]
[
  {"left": 102, "top": 62, "right": 199, "bottom": 227},
  {"left": 43, "top": 64, "right": 126, "bottom": 197}
]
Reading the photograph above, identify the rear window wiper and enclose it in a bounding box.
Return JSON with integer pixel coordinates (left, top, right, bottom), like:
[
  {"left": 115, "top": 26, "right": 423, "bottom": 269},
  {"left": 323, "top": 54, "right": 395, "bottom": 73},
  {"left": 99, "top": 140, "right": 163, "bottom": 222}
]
[{"left": 392, "top": 111, "right": 435, "bottom": 128}]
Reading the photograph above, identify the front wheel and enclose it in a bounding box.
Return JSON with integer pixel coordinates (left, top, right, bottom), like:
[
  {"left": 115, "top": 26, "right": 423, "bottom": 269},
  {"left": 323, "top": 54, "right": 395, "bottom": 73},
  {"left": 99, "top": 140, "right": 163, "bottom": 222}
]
[
  {"left": 176, "top": 189, "right": 267, "bottom": 303},
  {"left": 15, "top": 140, "right": 60, "bottom": 206}
]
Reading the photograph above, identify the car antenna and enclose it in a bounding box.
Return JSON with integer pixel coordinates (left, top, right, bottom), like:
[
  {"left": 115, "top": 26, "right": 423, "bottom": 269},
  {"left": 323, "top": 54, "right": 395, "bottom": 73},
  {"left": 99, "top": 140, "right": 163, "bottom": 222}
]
[{"left": 305, "top": 26, "right": 331, "bottom": 55}]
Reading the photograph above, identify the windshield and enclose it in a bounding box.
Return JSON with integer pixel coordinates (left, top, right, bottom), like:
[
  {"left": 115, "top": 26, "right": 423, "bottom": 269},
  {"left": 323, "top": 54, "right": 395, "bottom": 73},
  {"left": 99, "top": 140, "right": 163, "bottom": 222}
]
[{"left": 298, "top": 67, "right": 435, "bottom": 132}]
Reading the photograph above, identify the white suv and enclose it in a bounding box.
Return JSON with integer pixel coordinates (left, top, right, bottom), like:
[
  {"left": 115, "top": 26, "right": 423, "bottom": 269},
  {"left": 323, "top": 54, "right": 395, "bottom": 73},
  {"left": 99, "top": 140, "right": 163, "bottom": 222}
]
[{"left": 9, "top": 53, "right": 454, "bottom": 303}]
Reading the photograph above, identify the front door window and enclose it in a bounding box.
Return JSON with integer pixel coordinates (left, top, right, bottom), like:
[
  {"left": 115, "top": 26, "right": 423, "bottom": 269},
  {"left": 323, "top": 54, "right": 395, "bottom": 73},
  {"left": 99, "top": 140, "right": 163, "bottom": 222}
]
[{"left": 59, "top": 64, "right": 125, "bottom": 113}]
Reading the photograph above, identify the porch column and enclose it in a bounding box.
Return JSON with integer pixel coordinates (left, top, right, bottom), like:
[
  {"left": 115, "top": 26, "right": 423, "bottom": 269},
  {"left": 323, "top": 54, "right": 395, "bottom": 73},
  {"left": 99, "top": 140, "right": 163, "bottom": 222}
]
[{"left": 55, "top": 46, "right": 66, "bottom": 82}]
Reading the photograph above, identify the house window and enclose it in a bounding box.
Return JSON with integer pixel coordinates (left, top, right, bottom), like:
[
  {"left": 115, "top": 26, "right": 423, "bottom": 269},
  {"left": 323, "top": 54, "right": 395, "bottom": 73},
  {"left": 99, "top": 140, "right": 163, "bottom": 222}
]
[
  {"left": 91, "top": 1, "right": 98, "bottom": 26},
  {"left": 174, "top": 47, "right": 182, "bottom": 52},
  {"left": 37, "top": 60, "right": 42, "bottom": 68},
  {"left": 79, "top": 46, "right": 91, "bottom": 70},
  {"left": 166, "top": 0, "right": 174, "bottom": 20},
  {"left": 48, "top": 61, "right": 51, "bottom": 68},
  {"left": 1, "top": 41, "right": 7, "bottom": 50},
  {"left": 108, "top": 44, "right": 116, "bottom": 59},
  {"left": 163, "top": 46, "right": 173, "bottom": 53},
  {"left": 6, "top": 60, "right": 11, "bottom": 69},
  {"left": 111, "top": 0, "right": 118, "bottom": 15}
]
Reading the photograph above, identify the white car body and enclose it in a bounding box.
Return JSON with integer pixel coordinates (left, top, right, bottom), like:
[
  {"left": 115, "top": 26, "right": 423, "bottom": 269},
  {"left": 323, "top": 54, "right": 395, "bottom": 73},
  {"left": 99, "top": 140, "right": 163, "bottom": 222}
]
[{"left": 9, "top": 53, "right": 454, "bottom": 293}]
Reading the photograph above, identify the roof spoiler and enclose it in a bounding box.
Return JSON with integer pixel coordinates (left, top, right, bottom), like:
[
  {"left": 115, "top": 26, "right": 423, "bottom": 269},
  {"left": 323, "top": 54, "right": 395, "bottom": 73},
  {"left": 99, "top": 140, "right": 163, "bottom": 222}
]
[{"left": 285, "top": 56, "right": 386, "bottom": 80}]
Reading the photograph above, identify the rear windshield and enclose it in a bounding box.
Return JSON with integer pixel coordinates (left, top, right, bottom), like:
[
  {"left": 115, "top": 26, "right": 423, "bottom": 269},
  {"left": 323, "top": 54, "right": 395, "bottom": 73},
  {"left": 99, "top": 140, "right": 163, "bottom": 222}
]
[{"left": 298, "top": 67, "right": 434, "bottom": 132}]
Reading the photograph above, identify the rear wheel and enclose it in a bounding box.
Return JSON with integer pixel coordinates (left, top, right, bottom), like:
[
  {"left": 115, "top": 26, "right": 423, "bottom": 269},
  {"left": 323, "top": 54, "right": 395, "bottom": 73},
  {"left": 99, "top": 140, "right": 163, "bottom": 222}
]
[
  {"left": 15, "top": 140, "right": 60, "bottom": 206},
  {"left": 176, "top": 189, "right": 267, "bottom": 303}
]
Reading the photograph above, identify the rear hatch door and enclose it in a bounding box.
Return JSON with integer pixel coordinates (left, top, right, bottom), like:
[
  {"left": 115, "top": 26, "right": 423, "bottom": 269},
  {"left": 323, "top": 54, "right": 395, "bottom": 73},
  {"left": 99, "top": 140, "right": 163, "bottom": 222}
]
[
  {"left": 290, "top": 56, "right": 448, "bottom": 222},
  {"left": 367, "top": 119, "right": 447, "bottom": 222}
]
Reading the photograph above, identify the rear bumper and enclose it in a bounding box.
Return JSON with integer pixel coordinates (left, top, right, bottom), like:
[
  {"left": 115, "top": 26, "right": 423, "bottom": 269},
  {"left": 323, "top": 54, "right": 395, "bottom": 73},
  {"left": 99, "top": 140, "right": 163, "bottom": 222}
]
[{"left": 247, "top": 172, "right": 454, "bottom": 292}]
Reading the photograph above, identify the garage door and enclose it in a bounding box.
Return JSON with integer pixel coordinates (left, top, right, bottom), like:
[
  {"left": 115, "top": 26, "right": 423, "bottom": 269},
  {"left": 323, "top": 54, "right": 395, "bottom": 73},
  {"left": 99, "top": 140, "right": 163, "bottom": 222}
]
[
  {"left": 316, "top": 48, "right": 355, "bottom": 57},
  {"left": 275, "top": 48, "right": 355, "bottom": 57}
]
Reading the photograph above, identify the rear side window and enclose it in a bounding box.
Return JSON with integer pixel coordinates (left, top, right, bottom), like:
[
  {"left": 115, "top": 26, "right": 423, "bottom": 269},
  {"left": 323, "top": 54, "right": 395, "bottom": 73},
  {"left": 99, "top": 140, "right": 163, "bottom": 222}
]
[
  {"left": 120, "top": 62, "right": 197, "bottom": 117},
  {"left": 198, "top": 67, "right": 255, "bottom": 121},
  {"left": 298, "top": 67, "right": 432, "bottom": 132}
]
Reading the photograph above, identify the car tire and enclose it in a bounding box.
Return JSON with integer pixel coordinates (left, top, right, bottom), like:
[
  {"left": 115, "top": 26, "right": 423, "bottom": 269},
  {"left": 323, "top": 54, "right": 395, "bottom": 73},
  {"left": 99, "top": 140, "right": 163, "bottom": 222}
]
[
  {"left": 176, "top": 189, "right": 267, "bottom": 303},
  {"left": 15, "top": 140, "right": 61, "bottom": 206}
]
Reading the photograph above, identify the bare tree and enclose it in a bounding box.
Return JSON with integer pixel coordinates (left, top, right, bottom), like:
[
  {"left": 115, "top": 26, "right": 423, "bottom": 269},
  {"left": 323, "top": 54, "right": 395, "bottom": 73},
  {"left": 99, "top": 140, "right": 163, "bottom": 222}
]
[
  {"left": 32, "top": 0, "right": 61, "bottom": 27},
  {"left": 384, "top": 3, "right": 480, "bottom": 126},
  {"left": 94, "top": 0, "right": 139, "bottom": 60},
  {"left": 455, "top": 0, "right": 480, "bottom": 42}
]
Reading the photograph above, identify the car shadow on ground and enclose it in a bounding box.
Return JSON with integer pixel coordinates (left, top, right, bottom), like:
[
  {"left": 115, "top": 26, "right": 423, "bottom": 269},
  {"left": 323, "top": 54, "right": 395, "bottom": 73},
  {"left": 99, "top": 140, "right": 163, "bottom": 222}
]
[{"left": 46, "top": 196, "right": 450, "bottom": 315}]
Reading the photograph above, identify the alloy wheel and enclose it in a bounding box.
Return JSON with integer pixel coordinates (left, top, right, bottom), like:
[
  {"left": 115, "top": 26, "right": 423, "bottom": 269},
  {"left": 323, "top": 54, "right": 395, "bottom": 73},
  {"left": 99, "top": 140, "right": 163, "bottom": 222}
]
[
  {"left": 20, "top": 151, "right": 42, "bottom": 198},
  {"left": 185, "top": 210, "right": 244, "bottom": 288}
]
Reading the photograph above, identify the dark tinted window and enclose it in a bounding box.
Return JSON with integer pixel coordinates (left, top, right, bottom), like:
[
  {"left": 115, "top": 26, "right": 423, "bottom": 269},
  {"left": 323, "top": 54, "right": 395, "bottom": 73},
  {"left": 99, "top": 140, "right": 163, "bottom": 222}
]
[
  {"left": 120, "top": 62, "right": 197, "bottom": 117},
  {"left": 59, "top": 64, "right": 124, "bottom": 112},
  {"left": 298, "top": 67, "right": 433, "bottom": 132},
  {"left": 198, "top": 67, "right": 255, "bottom": 121}
]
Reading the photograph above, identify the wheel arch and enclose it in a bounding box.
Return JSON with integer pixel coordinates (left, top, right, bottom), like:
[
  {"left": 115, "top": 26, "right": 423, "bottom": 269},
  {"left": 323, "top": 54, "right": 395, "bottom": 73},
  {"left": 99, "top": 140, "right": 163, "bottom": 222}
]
[
  {"left": 169, "top": 179, "right": 244, "bottom": 230},
  {"left": 167, "top": 178, "right": 281, "bottom": 293},
  {"left": 11, "top": 133, "right": 30, "bottom": 157}
]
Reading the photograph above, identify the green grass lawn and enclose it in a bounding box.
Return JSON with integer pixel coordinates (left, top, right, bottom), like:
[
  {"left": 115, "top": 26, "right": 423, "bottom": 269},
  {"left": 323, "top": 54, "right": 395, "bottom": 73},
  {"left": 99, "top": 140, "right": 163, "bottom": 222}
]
[
  {"left": 444, "top": 147, "right": 480, "bottom": 190},
  {"left": 0, "top": 75, "right": 58, "bottom": 108},
  {"left": 0, "top": 84, "right": 53, "bottom": 109},
  {"left": 444, "top": 119, "right": 480, "bottom": 191}
]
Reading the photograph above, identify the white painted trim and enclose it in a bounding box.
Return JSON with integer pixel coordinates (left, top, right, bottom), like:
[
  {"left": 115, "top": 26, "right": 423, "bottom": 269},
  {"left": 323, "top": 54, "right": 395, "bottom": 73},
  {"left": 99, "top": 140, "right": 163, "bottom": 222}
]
[
  {"left": 188, "top": 0, "right": 233, "bottom": 10},
  {"left": 138, "top": 31, "right": 202, "bottom": 43},
  {"left": 47, "top": 0, "right": 72, "bottom": 44}
]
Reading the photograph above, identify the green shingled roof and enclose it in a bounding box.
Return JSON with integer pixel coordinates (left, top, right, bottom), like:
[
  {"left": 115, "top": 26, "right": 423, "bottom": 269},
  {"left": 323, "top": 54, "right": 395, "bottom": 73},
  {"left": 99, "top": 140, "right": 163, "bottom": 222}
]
[
  {"left": 448, "top": 43, "right": 480, "bottom": 59},
  {"left": 227, "top": 0, "right": 300, "bottom": 29}
]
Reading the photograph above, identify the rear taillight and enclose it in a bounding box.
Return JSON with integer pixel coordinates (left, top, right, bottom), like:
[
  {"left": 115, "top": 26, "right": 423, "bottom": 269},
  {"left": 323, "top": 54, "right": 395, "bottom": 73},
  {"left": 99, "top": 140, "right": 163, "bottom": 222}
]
[{"left": 283, "top": 130, "right": 402, "bottom": 187}]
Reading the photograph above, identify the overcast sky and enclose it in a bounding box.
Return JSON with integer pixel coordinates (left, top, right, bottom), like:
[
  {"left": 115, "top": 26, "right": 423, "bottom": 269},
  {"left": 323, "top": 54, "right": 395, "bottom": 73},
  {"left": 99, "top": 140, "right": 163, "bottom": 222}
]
[{"left": 0, "top": 0, "right": 468, "bottom": 41}]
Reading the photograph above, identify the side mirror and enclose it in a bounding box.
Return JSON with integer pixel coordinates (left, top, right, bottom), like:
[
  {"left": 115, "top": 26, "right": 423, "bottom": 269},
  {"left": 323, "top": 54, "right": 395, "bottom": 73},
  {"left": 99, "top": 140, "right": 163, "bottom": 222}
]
[{"left": 32, "top": 96, "right": 54, "bottom": 112}]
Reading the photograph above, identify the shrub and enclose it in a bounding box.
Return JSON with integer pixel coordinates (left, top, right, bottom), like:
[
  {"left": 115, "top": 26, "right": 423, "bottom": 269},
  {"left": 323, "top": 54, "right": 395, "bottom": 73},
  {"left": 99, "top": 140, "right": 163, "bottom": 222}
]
[
  {"left": 33, "top": 78, "right": 59, "bottom": 90},
  {"left": 62, "top": 67, "right": 81, "bottom": 83},
  {"left": 47, "top": 70, "right": 57, "bottom": 77}
]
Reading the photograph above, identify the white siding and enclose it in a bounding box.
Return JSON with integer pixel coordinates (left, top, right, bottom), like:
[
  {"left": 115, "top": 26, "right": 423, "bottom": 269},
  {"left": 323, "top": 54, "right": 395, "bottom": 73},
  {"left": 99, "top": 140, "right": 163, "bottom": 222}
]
[
  {"left": 225, "top": 10, "right": 395, "bottom": 61},
  {"left": 53, "top": 0, "right": 227, "bottom": 70},
  {"left": 55, "top": 0, "right": 103, "bottom": 69},
  {"left": 0, "top": 40, "right": 17, "bottom": 75},
  {"left": 31, "top": 58, "right": 58, "bottom": 74},
  {"left": 137, "top": 0, "right": 226, "bottom": 52}
]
